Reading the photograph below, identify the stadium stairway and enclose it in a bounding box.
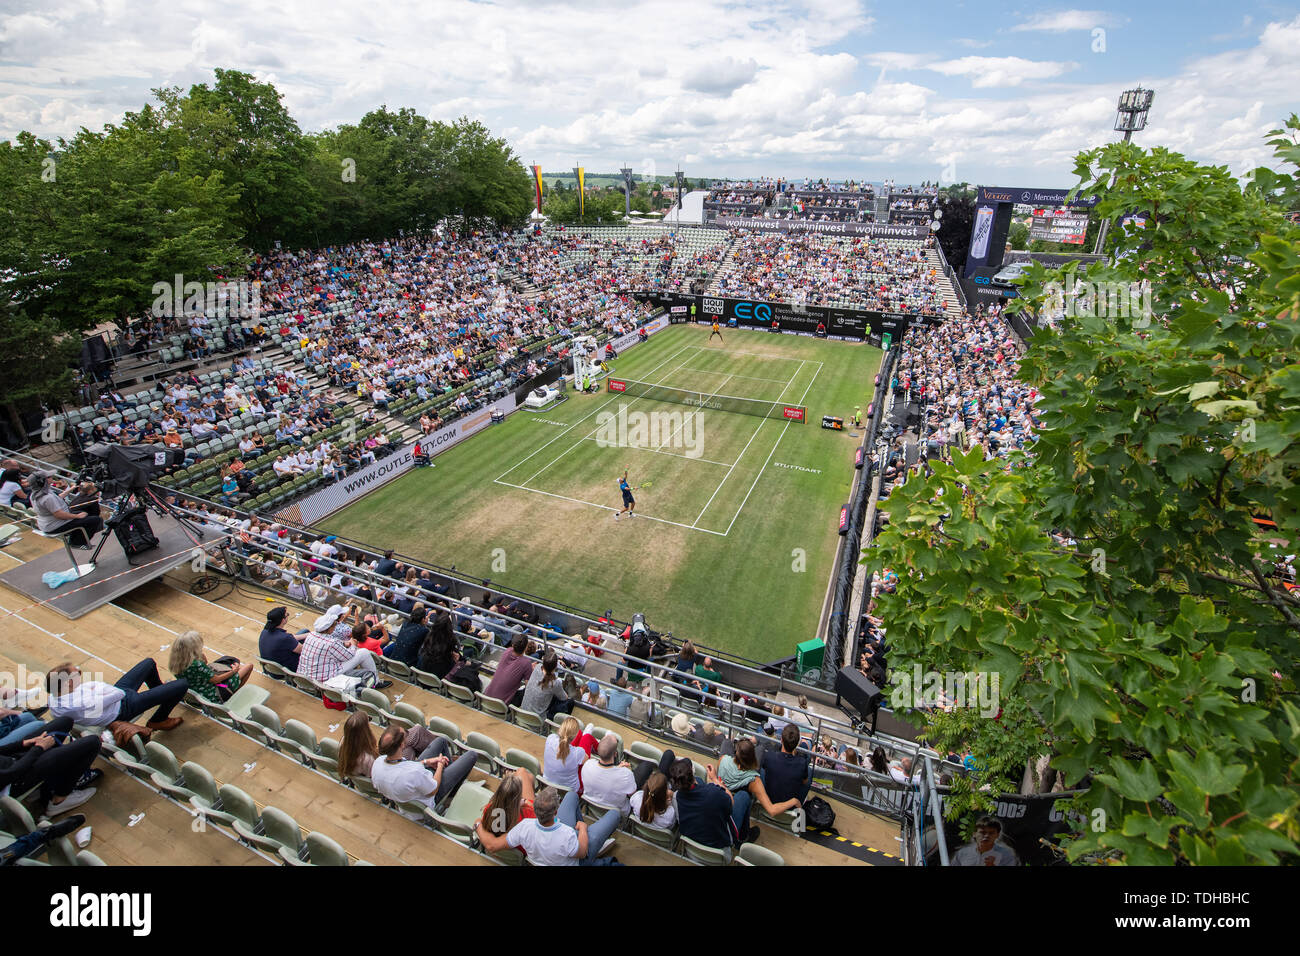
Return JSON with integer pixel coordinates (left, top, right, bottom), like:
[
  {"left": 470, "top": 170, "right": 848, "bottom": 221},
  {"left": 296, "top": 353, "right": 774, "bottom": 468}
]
[
  {"left": 925, "top": 249, "right": 965, "bottom": 319},
  {"left": 267, "top": 337, "right": 422, "bottom": 447},
  {"left": 704, "top": 235, "right": 742, "bottom": 296},
  {"left": 1, "top": 528, "right": 900, "bottom": 866}
]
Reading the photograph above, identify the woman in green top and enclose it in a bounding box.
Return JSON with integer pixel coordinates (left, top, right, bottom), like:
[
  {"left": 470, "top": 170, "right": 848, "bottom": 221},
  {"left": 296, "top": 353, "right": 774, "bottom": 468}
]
[
  {"left": 717, "top": 737, "right": 802, "bottom": 840},
  {"left": 167, "top": 630, "right": 254, "bottom": 703}
]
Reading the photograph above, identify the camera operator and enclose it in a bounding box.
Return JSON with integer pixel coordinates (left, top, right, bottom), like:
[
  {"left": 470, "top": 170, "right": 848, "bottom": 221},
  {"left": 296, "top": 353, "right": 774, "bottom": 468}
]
[{"left": 28, "top": 472, "right": 104, "bottom": 549}]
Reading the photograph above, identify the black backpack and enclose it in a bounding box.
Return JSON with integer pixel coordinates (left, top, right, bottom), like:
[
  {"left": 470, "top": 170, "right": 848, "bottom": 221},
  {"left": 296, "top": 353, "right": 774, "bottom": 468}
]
[
  {"left": 804, "top": 796, "right": 835, "bottom": 831},
  {"left": 114, "top": 506, "right": 159, "bottom": 557}
]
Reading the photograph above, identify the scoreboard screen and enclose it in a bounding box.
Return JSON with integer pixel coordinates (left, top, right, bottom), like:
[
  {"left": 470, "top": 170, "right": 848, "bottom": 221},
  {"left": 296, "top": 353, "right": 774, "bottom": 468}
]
[{"left": 1029, "top": 208, "right": 1089, "bottom": 245}]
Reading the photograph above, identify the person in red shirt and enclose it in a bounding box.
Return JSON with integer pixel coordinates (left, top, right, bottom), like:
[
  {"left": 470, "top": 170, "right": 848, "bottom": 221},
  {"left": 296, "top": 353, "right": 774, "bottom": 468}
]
[{"left": 350, "top": 621, "right": 388, "bottom": 654}]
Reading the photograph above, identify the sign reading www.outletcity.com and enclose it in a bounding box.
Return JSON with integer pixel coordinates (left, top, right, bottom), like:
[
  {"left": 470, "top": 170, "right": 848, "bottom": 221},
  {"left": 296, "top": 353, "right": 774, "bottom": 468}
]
[{"left": 280, "top": 394, "right": 518, "bottom": 525}]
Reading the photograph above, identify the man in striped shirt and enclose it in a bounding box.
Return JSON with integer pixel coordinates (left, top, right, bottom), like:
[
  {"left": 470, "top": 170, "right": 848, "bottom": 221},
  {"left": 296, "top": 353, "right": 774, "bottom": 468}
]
[{"left": 296, "top": 608, "right": 387, "bottom": 688}]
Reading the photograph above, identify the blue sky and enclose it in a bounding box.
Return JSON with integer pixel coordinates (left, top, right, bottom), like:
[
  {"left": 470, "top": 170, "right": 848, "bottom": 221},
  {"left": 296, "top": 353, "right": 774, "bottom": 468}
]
[{"left": 1, "top": 1, "right": 1297, "bottom": 188}]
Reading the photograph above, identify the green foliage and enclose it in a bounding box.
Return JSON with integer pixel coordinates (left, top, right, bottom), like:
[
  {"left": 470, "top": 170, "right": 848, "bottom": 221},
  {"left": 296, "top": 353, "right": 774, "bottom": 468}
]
[
  {"left": 0, "top": 295, "right": 81, "bottom": 425},
  {"left": 0, "top": 70, "right": 536, "bottom": 338},
  {"left": 0, "top": 110, "right": 246, "bottom": 333},
  {"left": 543, "top": 187, "right": 626, "bottom": 224},
  {"left": 1008, "top": 221, "right": 1030, "bottom": 250},
  {"left": 867, "top": 125, "right": 1300, "bottom": 864},
  {"left": 164, "top": 69, "right": 318, "bottom": 250}
]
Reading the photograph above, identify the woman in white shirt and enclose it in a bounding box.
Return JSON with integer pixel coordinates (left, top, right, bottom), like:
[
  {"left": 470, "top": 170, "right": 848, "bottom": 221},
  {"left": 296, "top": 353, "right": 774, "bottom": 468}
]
[
  {"left": 541, "top": 716, "right": 590, "bottom": 792},
  {"left": 629, "top": 771, "right": 676, "bottom": 830}
]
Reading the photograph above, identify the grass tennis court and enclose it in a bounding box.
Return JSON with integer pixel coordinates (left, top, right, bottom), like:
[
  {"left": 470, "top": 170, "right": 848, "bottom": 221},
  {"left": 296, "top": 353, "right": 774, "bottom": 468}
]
[{"left": 320, "top": 325, "right": 881, "bottom": 661}]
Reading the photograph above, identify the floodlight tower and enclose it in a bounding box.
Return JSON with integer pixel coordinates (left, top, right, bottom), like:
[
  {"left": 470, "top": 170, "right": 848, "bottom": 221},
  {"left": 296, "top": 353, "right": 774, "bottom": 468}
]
[
  {"left": 1094, "top": 87, "right": 1156, "bottom": 254},
  {"left": 1114, "top": 87, "right": 1155, "bottom": 143}
]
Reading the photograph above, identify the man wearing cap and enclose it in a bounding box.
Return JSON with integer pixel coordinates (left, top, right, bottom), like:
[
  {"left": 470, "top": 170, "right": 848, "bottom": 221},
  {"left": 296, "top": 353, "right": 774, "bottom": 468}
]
[
  {"left": 28, "top": 472, "right": 103, "bottom": 549},
  {"left": 296, "top": 606, "right": 389, "bottom": 688},
  {"left": 605, "top": 675, "right": 636, "bottom": 718},
  {"left": 310, "top": 535, "right": 339, "bottom": 559},
  {"left": 258, "top": 606, "right": 302, "bottom": 672}
]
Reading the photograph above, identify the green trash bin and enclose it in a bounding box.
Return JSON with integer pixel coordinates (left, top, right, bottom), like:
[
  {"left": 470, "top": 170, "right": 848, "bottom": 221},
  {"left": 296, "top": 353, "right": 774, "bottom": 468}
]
[{"left": 796, "top": 638, "right": 825, "bottom": 676}]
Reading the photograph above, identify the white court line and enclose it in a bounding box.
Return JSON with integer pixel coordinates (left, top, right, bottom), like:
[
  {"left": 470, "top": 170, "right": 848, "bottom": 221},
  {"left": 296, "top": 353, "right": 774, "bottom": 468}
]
[
  {"left": 692, "top": 359, "right": 804, "bottom": 530},
  {"left": 648, "top": 372, "right": 735, "bottom": 454},
  {"left": 723, "top": 360, "right": 822, "bottom": 537},
  {"left": 695, "top": 343, "right": 825, "bottom": 367},
  {"left": 495, "top": 342, "right": 698, "bottom": 482},
  {"left": 574, "top": 435, "right": 734, "bottom": 468},
  {"left": 515, "top": 348, "right": 702, "bottom": 487},
  {"left": 692, "top": 417, "right": 768, "bottom": 528},
  {"left": 674, "top": 365, "right": 793, "bottom": 385},
  {"left": 492, "top": 479, "right": 727, "bottom": 536}
]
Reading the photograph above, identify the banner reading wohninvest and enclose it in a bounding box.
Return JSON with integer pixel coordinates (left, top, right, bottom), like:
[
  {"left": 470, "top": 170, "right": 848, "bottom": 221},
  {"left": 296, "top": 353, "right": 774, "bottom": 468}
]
[{"left": 712, "top": 217, "right": 929, "bottom": 239}]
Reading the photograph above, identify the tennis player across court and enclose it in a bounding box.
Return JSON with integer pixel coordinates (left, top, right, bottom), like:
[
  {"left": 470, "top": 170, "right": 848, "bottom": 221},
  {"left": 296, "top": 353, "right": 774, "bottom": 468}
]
[{"left": 614, "top": 469, "right": 636, "bottom": 520}]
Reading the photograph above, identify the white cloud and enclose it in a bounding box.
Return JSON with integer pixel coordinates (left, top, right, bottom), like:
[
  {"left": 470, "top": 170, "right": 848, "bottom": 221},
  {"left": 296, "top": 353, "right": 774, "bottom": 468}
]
[
  {"left": 0, "top": 2, "right": 1295, "bottom": 189},
  {"left": 682, "top": 58, "right": 759, "bottom": 96},
  {"left": 1011, "top": 9, "right": 1124, "bottom": 32},
  {"left": 928, "top": 56, "right": 1078, "bottom": 88}
]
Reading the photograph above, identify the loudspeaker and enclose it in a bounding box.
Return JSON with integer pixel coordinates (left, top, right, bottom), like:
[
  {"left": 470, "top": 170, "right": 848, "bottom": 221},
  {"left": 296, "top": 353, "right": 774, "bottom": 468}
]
[{"left": 836, "top": 666, "right": 883, "bottom": 718}]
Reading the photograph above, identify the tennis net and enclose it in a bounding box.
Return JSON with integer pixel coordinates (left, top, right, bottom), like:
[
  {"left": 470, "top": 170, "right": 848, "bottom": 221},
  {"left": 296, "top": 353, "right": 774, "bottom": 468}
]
[{"left": 606, "top": 378, "right": 805, "bottom": 423}]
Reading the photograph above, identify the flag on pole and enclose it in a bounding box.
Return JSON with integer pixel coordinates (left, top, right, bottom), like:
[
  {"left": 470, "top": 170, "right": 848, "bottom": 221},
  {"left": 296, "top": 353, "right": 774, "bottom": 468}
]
[
  {"left": 531, "top": 165, "right": 544, "bottom": 214},
  {"left": 574, "top": 166, "right": 585, "bottom": 217}
]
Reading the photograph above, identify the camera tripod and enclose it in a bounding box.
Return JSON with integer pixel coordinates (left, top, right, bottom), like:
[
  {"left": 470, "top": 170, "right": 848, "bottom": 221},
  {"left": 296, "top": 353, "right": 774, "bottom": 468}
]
[{"left": 86, "top": 484, "right": 207, "bottom": 567}]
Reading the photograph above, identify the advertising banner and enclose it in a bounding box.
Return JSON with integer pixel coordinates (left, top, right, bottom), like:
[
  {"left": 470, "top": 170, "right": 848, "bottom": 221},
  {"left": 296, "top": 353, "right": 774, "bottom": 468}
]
[
  {"left": 712, "top": 217, "right": 929, "bottom": 239},
  {"left": 281, "top": 393, "right": 519, "bottom": 525},
  {"left": 1029, "top": 208, "right": 1089, "bottom": 245},
  {"left": 970, "top": 205, "right": 995, "bottom": 261},
  {"left": 976, "top": 186, "right": 1099, "bottom": 207},
  {"left": 605, "top": 314, "right": 669, "bottom": 355}
]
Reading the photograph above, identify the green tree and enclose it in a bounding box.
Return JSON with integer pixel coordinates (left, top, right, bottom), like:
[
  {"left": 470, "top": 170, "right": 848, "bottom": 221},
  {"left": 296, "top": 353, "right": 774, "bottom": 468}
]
[
  {"left": 543, "top": 187, "right": 625, "bottom": 225},
  {"left": 866, "top": 123, "right": 1300, "bottom": 864},
  {"left": 1008, "top": 221, "right": 1030, "bottom": 250},
  {"left": 165, "top": 70, "right": 319, "bottom": 250},
  {"left": 442, "top": 118, "right": 533, "bottom": 230},
  {"left": 0, "top": 109, "right": 245, "bottom": 333},
  {"left": 0, "top": 296, "right": 81, "bottom": 436}
]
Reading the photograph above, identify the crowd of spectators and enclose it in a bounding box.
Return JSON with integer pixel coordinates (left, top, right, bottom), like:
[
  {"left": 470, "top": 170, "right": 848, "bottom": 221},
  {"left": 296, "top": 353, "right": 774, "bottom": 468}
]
[
  {"left": 713, "top": 231, "right": 945, "bottom": 313},
  {"left": 895, "top": 303, "right": 1039, "bottom": 465}
]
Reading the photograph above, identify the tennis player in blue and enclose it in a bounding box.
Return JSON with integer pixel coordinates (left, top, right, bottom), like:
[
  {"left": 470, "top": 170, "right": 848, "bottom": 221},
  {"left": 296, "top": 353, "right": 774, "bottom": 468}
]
[{"left": 614, "top": 469, "right": 636, "bottom": 520}]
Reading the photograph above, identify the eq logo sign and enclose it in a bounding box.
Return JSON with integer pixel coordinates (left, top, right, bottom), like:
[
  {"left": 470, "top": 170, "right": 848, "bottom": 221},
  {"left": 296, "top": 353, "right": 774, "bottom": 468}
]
[
  {"left": 702, "top": 298, "right": 724, "bottom": 315},
  {"left": 734, "top": 302, "right": 772, "bottom": 323},
  {"left": 973, "top": 276, "right": 990, "bottom": 284}
]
